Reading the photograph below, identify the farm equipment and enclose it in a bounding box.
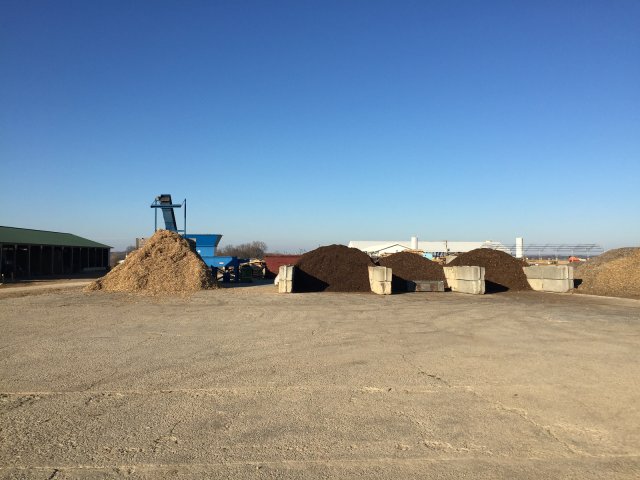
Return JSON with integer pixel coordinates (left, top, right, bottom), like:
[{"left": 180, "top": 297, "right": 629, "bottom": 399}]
[{"left": 151, "top": 194, "right": 247, "bottom": 283}]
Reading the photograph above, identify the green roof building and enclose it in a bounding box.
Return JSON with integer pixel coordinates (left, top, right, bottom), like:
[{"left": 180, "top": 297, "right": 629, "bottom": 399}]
[{"left": 0, "top": 226, "right": 111, "bottom": 280}]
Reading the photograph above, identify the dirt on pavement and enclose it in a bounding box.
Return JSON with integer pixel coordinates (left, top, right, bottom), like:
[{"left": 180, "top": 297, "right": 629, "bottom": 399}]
[{"left": 1, "top": 286, "right": 639, "bottom": 479}]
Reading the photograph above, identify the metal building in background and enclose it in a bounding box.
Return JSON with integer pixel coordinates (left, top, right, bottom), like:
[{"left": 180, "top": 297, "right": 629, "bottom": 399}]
[
  {"left": 348, "top": 238, "right": 507, "bottom": 258},
  {"left": 349, "top": 236, "right": 603, "bottom": 260},
  {"left": 0, "top": 226, "right": 111, "bottom": 280}
]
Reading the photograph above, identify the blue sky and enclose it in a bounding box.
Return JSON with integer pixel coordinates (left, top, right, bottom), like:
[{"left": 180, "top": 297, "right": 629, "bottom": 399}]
[{"left": 1, "top": 0, "right": 638, "bottom": 252}]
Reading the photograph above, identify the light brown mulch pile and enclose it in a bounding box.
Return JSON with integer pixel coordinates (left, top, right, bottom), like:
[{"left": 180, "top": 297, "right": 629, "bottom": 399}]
[
  {"left": 575, "top": 248, "right": 640, "bottom": 299},
  {"left": 85, "top": 230, "right": 215, "bottom": 295}
]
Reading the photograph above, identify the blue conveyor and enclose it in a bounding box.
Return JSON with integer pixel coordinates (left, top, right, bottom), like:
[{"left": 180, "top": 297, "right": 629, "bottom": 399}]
[{"left": 151, "top": 194, "right": 185, "bottom": 234}]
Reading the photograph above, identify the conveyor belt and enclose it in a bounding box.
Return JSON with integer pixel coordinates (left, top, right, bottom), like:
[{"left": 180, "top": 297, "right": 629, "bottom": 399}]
[{"left": 157, "top": 194, "right": 178, "bottom": 231}]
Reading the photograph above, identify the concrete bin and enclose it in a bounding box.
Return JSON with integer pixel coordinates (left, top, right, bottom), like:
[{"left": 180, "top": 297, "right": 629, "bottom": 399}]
[
  {"left": 277, "top": 265, "right": 295, "bottom": 293},
  {"left": 523, "top": 265, "right": 574, "bottom": 293},
  {"left": 368, "top": 266, "right": 392, "bottom": 295},
  {"left": 443, "top": 266, "right": 485, "bottom": 295}
]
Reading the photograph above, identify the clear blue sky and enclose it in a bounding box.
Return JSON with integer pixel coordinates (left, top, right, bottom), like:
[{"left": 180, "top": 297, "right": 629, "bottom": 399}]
[{"left": 1, "top": 1, "right": 638, "bottom": 252}]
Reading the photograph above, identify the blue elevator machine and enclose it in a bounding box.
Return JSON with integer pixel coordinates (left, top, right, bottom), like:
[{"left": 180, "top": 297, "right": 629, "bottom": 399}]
[
  {"left": 151, "top": 194, "right": 186, "bottom": 234},
  {"left": 186, "top": 234, "right": 222, "bottom": 263},
  {"left": 151, "top": 195, "right": 243, "bottom": 282}
]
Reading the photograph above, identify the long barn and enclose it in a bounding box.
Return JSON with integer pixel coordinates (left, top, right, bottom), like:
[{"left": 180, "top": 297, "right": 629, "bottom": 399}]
[{"left": 0, "top": 226, "right": 111, "bottom": 280}]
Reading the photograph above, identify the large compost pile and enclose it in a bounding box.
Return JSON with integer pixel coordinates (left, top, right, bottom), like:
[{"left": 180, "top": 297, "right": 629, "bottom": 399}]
[
  {"left": 86, "top": 230, "right": 215, "bottom": 295},
  {"left": 448, "top": 248, "right": 530, "bottom": 292},
  {"left": 378, "top": 251, "right": 446, "bottom": 292},
  {"left": 574, "top": 247, "right": 640, "bottom": 299},
  {"left": 293, "top": 244, "right": 375, "bottom": 292}
]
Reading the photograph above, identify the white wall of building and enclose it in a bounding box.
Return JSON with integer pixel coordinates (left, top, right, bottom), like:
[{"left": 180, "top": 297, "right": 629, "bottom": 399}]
[{"left": 348, "top": 239, "right": 509, "bottom": 256}]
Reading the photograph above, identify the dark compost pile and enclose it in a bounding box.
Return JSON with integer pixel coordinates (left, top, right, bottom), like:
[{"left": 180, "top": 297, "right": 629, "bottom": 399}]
[
  {"left": 448, "top": 248, "right": 530, "bottom": 293},
  {"left": 293, "top": 244, "right": 375, "bottom": 292},
  {"left": 378, "top": 251, "right": 446, "bottom": 292}
]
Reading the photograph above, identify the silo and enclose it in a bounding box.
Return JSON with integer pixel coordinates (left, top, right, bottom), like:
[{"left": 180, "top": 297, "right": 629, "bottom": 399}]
[{"left": 516, "top": 237, "right": 524, "bottom": 258}]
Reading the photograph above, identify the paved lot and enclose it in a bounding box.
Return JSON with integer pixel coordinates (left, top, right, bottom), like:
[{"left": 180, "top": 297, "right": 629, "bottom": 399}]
[{"left": 1, "top": 286, "right": 639, "bottom": 479}]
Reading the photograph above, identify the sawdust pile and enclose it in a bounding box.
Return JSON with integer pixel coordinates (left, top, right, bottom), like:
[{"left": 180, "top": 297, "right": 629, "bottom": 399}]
[
  {"left": 575, "top": 248, "right": 640, "bottom": 299},
  {"left": 86, "top": 230, "right": 215, "bottom": 295}
]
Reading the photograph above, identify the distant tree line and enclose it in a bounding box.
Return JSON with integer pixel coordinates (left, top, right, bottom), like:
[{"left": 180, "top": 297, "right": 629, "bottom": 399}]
[
  {"left": 217, "top": 241, "right": 267, "bottom": 259},
  {"left": 111, "top": 240, "right": 268, "bottom": 264},
  {"left": 109, "top": 245, "right": 136, "bottom": 267}
]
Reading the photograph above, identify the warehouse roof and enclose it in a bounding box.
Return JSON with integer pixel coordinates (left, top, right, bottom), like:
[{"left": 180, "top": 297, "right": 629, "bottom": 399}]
[{"left": 0, "top": 226, "right": 111, "bottom": 249}]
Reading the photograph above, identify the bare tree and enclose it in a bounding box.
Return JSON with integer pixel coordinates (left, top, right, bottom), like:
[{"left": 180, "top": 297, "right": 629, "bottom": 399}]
[
  {"left": 217, "top": 241, "right": 267, "bottom": 259},
  {"left": 110, "top": 246, "right": 136, "bottom": 267}
]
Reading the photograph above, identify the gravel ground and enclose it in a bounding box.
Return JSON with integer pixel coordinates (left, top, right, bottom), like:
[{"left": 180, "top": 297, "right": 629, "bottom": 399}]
[{"left": 1, "top": 286, "right": 639, "bottom": 479}]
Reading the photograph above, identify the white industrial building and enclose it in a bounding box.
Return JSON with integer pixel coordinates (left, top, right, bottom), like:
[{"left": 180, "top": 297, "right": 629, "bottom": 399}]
[{"left": 349, "top": 237, "right": 521, "bottom": 258}]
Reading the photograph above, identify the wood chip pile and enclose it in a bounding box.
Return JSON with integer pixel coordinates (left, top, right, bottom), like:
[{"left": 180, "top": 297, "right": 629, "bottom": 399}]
[
  {"left": 574, "top": 247, "right": 640, "bottom": 299},
  {"left": 85, "top": 230, "right": 215, "bottom": 295}
]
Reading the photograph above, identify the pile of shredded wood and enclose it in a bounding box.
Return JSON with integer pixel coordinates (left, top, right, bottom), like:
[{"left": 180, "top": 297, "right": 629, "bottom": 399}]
[
  {"left": 86, "top": 230, "right": 215, "bottom": 295},
  {"left": 575, "top": 247, "right": 640, "bottom": 299}
]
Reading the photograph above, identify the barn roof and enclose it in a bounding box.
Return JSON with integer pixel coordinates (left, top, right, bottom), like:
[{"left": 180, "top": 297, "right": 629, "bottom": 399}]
[{"left": 0, "top": 226, "right": 111, "bottom": 248}]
